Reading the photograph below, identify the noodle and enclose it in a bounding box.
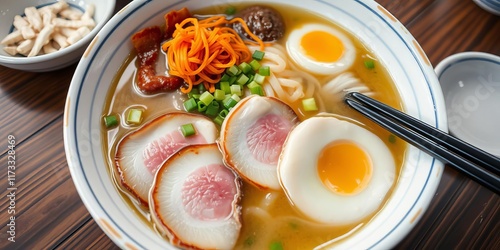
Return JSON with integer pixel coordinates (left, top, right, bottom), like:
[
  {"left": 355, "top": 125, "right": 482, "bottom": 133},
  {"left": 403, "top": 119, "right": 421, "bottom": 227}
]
[
  {"left": 321, "top": 72, "right": 372, "bottom": 112},
  {"left": 248, "top": 44, "right": 323, "bottom": 105}
]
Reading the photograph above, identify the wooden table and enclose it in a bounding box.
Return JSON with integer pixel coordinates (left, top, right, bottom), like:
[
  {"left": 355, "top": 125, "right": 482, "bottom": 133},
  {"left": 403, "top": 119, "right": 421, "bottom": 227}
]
[{"left": 1, "top": 0, "right": 498, "bottom": 249}]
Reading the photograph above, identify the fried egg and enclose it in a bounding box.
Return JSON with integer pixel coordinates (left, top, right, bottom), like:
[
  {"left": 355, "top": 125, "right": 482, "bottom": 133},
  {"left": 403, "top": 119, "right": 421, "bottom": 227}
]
[
  {"left": 286, "top": 23, "right": 355, "bottom": 75},
  {"left": 278, "top": 116, "right": 395, "bottom": 225}
]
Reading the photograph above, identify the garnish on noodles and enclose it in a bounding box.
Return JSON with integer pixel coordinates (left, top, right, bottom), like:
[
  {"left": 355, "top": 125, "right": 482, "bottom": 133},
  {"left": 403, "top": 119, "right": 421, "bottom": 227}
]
[{"left": 162, "top": 16, "right": 265, "bottom": 93}]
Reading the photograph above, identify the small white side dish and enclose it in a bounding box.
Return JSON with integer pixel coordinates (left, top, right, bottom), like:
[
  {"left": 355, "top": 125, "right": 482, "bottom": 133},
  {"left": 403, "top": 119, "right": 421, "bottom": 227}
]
[
  {"left": 0, "top": 0, "right": 115, "bottom": 72},
  {"left": 435, "top": 52, "right": 500, "bottom": 156}
]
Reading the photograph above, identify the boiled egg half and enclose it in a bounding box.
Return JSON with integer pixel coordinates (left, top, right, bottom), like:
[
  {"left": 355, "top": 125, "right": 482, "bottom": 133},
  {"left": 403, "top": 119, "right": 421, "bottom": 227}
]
[
  {"left": 278, "top": 116, "right": 395, "bottom": 225},
  {"left": 286, "top": 23, "right": 355, "bottom": 75}
]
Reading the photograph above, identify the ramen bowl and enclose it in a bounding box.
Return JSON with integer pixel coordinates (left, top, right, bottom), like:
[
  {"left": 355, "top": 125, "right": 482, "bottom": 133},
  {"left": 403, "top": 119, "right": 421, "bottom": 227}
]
[
  {"left": 0, "top": 0, "right": 115, "bottom": 72},
  {"left": 63, "top": 0, "right": 446, "bottom": 249}
]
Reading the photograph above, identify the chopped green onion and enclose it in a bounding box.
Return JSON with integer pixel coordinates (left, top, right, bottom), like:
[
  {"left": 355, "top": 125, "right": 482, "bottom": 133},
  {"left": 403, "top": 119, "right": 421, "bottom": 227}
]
[
  {"left": 103, "top": 115, "right": 118, "bottom": 128},
  {"left": 183, "top": 98, "right": 198, "bottom": 112},
  {"left": 199, "top": 91, "right": 215, "bottom": 106},
  {"left": 228, "top": 75, "right": 238, "bottom": 85},
  {"left": 269, "top": 241, "right": 284, "bottom": 250},
  {"left": 126, "top": 108, "right": 143, "bottom": 125},
  {"left": 249, "top": 59, "right": 261, "bottom": 71},
  {"left": 364, "top": 59, "right": 375, "bottom": 69},
  {"left": 231, "top": 94, "right": 241, "bottom": 102},
  {"left": 198, "top": 83, "right": 206, "bottom": 93},
  {"left": 220, "top": 73, "right": 230, "bottom": 82},
  {"left": 244, "top": 236, "right": 256, "bottom": 247},
  {"left": 180, "top": 123, "right": 196, "bottom": 137},
  {"left": 223, "top": 95, "right": 239, "bottom": 109},
  {"left": 302, "top": 97, "right": 318, "bottom": 111},
  {"left": 220, "top": 81, "right": 231, "bottom": 94},
  {"left": 253, "top": 73, "right": 266, "bottom": 84},
  {"left": 197, "top": 101, "right": 208, "bottom": 112},
  {"left": 252, "top": 50, "right": 265, "bottom": 60},
  {"left": 205, "top": 101, "right": 220, "bottom": 117},
  {"left": 248, "top": 82, "right": 264, "bottom": 96},
  {"left": 218, "top": 109, "right": 229, "bottom": 119},
  {"left": 258, "top": 65, "right": 270, "bottom": 76},
  {"left": 214, "top": 109, "right": 229, "bottom": 126},
  {"left": 247, "top": 74, "right": 254, "bottom": 84},
  {"left": 214, "top": 89, "right": 226, "bottom": 101},
  {"left": 238, "top": 62, "right": 252, "bottom": 74},
  {"left": 388, "top": 134, "right": 397, "bottom": 144},
  {"left": 236, "top": 74, "right": 249, "bottom": 86},
  {"left": 230, "top": 84, "right": 242, "bottom": 96},
  {"left": 214, "top": 115, "right": 225, "bottom": 126},
  {"left": 225, "top": 6, "right": 236, "bottom": 15},
  {"left": 226, "top": 65, "right": 240, "bottom": 76}
]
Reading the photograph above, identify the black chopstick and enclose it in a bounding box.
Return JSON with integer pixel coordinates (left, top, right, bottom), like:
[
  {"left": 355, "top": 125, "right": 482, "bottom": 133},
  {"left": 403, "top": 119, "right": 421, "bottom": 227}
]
[
  {"left": 348, "top": 92, "right": 500, "bottom": 175},
  {"left": 344, "top": 92, "right": 500, "bottom": 194}
]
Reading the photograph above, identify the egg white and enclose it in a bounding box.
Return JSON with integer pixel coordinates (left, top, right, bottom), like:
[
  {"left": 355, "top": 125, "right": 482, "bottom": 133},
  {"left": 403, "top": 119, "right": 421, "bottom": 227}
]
[
  {"left": 277, "top": 116, "right": 396, "bottom": 225},
  {"left": 286, "top": 23, "right": 356, "bottom": 75}
]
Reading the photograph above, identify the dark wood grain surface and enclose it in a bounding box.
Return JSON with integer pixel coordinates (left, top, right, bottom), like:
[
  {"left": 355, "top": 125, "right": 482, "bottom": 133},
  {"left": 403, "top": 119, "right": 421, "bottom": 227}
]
[{"left": 0, "top": 0, "right": 498, "bottom": 249}]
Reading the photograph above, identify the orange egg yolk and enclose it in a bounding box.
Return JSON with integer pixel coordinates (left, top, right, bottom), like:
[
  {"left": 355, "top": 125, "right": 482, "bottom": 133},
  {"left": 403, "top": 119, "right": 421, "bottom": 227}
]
[
  {"left": 317, "top": 141, "right": 372, "bottom": 195},
  {"left": 300, "top": 30, "right": 344, "bottom": 62}
]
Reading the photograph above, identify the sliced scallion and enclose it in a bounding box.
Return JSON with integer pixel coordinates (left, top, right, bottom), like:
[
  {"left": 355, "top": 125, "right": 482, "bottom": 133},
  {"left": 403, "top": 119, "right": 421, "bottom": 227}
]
[
  {"left": 249, "top": 59, "right": 261, "bottom": 71},
  {"left": 236, "top": 74, "right": 249, "bottom": 86},
  {"left": 197, "top": 101, "right": 208, "bottom": 112},
  {"left": 214, "top": 115, "right": 225, "bottom": 126},
  {"left": 199, "top": 91, "right": 215, "bottom": 106},
  {"left": 220, "top": 81, "right": 231, "bottom": 94},
  {"left": 269, "top": 241, "right": 284, "bottom": 250},
  {"left": 253, "top": 73, "right": 266, "bottom": 84},
  {"left": 223, "top": 96, "right": 239, "bottom": 109},
  {"left": 252, "top": 50, "right": 265, "bottom": 60},
  {"left": 302, "top": 97, "right": 318, "bottom": 111},
  {"left": 230, "top": 84, "right": 242, "bottom": 96},
  {"left": 238, "top": 62, "right": 252, "bottom": 74},
  {"left": 258, "top": 65, "right": 270, "bottom": 76},
  {"left": 126, "top": 108, "right": 143, "bottom": 125},
  {"left": 183, "top": 98, "right": 197, "bottom": 112},
  {"left": 226, "top": 65, "right": 240, "bottom": 76},
  {"left": 180, "top": 123, "right": 196, "bottom": 137},
  {"left": 225, "top": 6, "right": 236, "bottom": 15},
  {"left": 220, "top": 73, "right": 230, "bottom": 82},
  {"left": 103, "top": 115, "right": 118, "bottom": 128},
  {"left": 364, "top": 59, "right": 375, "bottom": 69},
  {"left": 214, "top": 89, "right": 226, "bottom": 101},
  {"left": 248, "top": 81, "right": 264, "bottom": 96},
  {"left": 205, "top": 101, "right": 220, "bottom": 117}
]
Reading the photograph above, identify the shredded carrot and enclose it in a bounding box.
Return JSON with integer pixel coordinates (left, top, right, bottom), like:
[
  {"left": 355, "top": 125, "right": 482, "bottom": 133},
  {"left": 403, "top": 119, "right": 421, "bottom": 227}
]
[{"left": 162, "top": 16, "right": 265, "bottom": 93}]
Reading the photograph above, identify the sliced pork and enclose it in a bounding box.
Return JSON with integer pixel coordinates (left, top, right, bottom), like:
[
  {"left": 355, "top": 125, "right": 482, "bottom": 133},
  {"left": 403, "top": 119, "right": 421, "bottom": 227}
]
[
  {"left": 219, "top": 95, "right": 299, "bottom": 190},
  {"left": 115, "top": 112, "right": 218, "bottom": 207},
  {"left": 150, "top": 143, "right": 242, "bottom": 249}
]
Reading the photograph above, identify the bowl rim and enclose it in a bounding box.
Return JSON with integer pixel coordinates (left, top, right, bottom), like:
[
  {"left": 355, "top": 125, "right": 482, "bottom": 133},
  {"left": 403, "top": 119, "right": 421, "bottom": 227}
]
[
  {"left": 64, "top": 0, "right": 446, "bottom": 249},
  {"left": 0, "top": 0, "right": 116, "bottom": 65}
]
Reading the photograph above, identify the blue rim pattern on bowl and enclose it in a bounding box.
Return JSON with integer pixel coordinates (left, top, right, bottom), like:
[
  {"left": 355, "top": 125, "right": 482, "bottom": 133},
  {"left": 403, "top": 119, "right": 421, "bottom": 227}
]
[{"left": 65, "top": 0, "right": 444, "bottom": 249}]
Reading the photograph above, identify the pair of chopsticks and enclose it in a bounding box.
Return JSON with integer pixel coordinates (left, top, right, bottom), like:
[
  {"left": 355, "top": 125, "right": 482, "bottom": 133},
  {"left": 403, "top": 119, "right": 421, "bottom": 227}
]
[{"left": 344, "top": 92, "right": 500, "bottom": 194}]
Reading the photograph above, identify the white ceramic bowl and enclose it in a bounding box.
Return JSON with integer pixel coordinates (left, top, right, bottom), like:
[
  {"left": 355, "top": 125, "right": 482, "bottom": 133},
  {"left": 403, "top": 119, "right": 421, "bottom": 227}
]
[
  {"left": 64, "top": 0, "right": 446, "bottom": 249},
  {"left": 435, "top": 52, "right": 500, "bottom": 156},
  {"left": 0, "top": 0, "right": 115, "bottom": 72}
]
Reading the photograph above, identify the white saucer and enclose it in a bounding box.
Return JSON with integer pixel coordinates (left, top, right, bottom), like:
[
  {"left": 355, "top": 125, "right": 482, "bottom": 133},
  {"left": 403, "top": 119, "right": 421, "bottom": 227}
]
[{"left": 435, "top": 52, "right": 500, "bottom": 156}]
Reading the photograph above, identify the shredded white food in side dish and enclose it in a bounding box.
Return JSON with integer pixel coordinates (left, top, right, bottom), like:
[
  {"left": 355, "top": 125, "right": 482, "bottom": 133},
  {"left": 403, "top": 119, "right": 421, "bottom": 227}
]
[{"left": 1, "top": 0, "right": 96, "bottom": 57}]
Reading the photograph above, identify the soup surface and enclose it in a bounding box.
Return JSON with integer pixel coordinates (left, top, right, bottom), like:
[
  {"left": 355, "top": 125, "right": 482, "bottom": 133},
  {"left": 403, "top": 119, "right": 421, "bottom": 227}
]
[{"left": 102, "top": 3, "right": 407, "bottom": 249}]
